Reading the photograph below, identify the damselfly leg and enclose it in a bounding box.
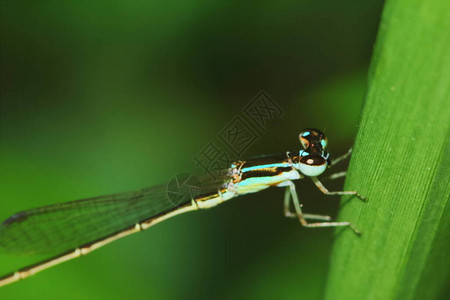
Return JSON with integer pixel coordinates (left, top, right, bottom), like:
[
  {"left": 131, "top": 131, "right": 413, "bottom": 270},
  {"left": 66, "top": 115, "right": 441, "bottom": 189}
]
[
  {"left": 322, "top": 148, "right": 351, "bottom": 181},
  {"left": 311, "top": 177, "right": 367, "bottom": 202},
  {"left": 283, "top": 188, "right": 331, "bottom": 221},
  {"left": 283, "top": 181, "right": 361, "bottom": 235},
  {"left": 323, "top": 148, "right": 352, "bottom": 181},
  {"left": 322, "top": 171, "right": 347, "bottom": 181},
  {"left": 329, "top": 147, "right": 353, "bottom": 167}
]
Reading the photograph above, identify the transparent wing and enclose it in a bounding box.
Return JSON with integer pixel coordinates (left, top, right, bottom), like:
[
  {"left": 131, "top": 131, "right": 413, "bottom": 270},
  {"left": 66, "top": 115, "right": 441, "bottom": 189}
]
[{"left": 0, "top": 171, "right": 230, "bottom": 255}]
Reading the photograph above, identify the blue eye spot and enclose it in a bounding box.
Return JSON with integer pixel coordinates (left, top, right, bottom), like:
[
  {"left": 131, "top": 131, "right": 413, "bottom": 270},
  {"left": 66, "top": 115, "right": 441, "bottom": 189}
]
[
  {"left": 302, "top": 131, "right": 311, "bottom": 137},
  {"left": 299, "top": 150, "right": 309, "bottom": 157}
]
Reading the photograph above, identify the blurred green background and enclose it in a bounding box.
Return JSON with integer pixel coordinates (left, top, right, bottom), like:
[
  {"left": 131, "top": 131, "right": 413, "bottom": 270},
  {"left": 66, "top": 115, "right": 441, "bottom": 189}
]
[{"left": 0, "top": 1, "right": 383, "bottom": 299}]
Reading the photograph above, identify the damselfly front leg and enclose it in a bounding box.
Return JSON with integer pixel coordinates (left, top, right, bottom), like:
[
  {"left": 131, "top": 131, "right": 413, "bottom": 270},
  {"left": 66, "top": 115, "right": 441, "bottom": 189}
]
[
  {"left": 321, "top": 171, "right": 347, "bottom": 182},
  {"left": 283, "top": 181, "right": 361, "bottom": 235},
  {"left": 311, "top": 177, "right": 367, "bottom": 202},
  {"left": 321, "top": 148, "right": 352, "bottom": 181},
  {"left": 329, "top": 147, "right": 353, "bottom": 167}
]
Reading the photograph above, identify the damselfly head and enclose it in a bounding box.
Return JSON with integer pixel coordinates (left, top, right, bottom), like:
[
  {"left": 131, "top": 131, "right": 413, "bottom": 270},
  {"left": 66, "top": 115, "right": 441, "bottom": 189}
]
[
  {"left": 299, "top": 128, "right": 327, "bottom": 149},
  {"left": 296, "top": 129, "right": 329, "bottom": 176}
]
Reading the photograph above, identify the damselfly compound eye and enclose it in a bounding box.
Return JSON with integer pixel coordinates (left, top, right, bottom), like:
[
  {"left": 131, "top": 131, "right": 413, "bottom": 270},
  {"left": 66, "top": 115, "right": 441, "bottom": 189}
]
[{"left": 298, "top": 155, "right": 327, "bottom": 176}]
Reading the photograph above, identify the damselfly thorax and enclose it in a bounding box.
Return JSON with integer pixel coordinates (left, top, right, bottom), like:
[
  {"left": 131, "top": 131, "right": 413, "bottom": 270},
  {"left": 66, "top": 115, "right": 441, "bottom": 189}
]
[{"left": 194, "top": 155, "right": 301, "bottom": 209}]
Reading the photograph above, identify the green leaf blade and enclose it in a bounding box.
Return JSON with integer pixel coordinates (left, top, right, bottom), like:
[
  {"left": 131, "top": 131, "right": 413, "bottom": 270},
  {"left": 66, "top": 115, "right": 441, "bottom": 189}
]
[{"left": 324, "top": 0, "right": 450, "bottom": 299}]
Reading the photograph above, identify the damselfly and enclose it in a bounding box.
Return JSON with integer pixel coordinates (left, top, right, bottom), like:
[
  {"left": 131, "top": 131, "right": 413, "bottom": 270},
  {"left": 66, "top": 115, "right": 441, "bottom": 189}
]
[{"left": 0, "top": 128, "right": 366, "bottom": 287}]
